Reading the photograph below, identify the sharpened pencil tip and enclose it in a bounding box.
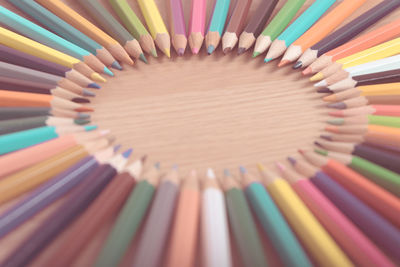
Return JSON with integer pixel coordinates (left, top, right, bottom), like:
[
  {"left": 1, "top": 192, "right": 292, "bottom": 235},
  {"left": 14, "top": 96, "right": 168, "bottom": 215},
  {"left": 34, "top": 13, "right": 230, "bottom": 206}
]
[
  {"left": 77, "top": 113, "right": 91, "bottom": 120},
  {"left": 111, "top": 61, "right": 123, "bottom": 70},
  {"left": 207, "top": 45, "right": 215, "bottom": 55},
  {"left": 252, "top": 51, "right": 260, "bottom": 58},
  {"left": 302, "top": 67, "right": 312, "bottom": 76},
  {"left": 256, "top": 163, "right": 265, "bottom": 171},
  {"left": 177, "top": 48, "right": 185, "bottom": 56},
  {"left": 264, "top": 58, "right": 272, "bottom": 63},
  {"left": 314, "top": 80, "right": 327, "bottom": 87},
  {"left": 72, "top": 97, "right": 90, "bottom": 104},
  {"left": 84, "top": 125, "right": 97, "bottom": 131},
  {"left": 329, "top": 110, "right": 343, "bottom": 117},
  {"left": 293, "top": 61, "right": 302, "bottom": 69},
  {"left": 310, "top": 73, "right": 323, "bottom": 82},
  {"left": 317, "top": 88, "right": 331, "bottom": 93},
  {"left": 278, "top": 60, "right": 290, "bottom": 67},
  {"left": 207, "top": 168, "right": 216, "bottom": 179},
  {"left": 141, "top": 155, "right": 147, "bottom": 162},
  {"left": 74, "top": 119, "right": 90, "bottom": 125},
  {"left": 327, "top": 102, "right": 346, "bottom": 109},
  {"left": 223, "top": 169, "right": 231, "bottom": 177},
  {"left": 99, "top": 129, "right": 111, "bottom": 136},
  {"left": 239, "top": 166, "right": 247, "bottom": 174},
  {"left": 77, "top": 106, "right": 94, "bottom": 112},
  {"left": 327, "top": 118, "right": 344, "bottom": 125},
  {"left": 139, "top": 53, "right": 148, "bottom": 63},
  {"left": 151, "top": 49, "right": 158, "bottom": 58},
  {"left": 298, "top": 149, "right": 305, "bottom": 155},
  {"left": 154, "top": 162, "right": 161, "bottom": 169},
  {"left": 315, "top": 148, "right": 328, "bottom": 156},
  {"left": 314, "top": 141, "right": 322, "bottom": 147},
  {"left": 122, "top": 148, "right": 133, "bottom": 158},
  {"left": 237, "top": 47, "right": 246, "bottom": 55},
  {"left": 104, "top": 67, "right": 114, "bottom": 77},
  {"left": 88, "top": 82, "right": 101, "bottom": 89},
  {"left": 275, "top": 162, "right": 285, "bottom": 172},
  {"left": 287, "top": 157, "right": 296, "bottom": 165},
  {"left": 192, "top": 47, "right": 199, "bottom": 54},
  {"left": 163, "top": 48, "right": 171, "bottom": 58},
  {"left": 91, "top": 73, "right": 106, "bottom": 83},
  {"left": 223, "top": 47, "right": 232, "bottom": 54},
  {"left": 83, "top": 89, "right": 96, "bottom": 97},
  {"left": 320, "top": 135, "right": 332, "bottom": 141},
  {"left": 113, "top": 144, "right": 122, "bottom": 152}
]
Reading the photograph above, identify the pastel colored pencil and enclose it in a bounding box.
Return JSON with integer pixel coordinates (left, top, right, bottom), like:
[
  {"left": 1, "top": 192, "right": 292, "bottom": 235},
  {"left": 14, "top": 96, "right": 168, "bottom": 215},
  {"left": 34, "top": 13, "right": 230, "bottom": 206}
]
[
  {"left": 94, "top": 163, "right": 160, "bottom": 267},
  {"left": 282, "top": 0, "right": 366, "bottom": 66},
  {"left": 328, "top": 105, "right": 400, "bottom": 117},
  {"left": 0, "top": 130, "right": 107, "bottom": 177},
  {"left": 0, "top": 26, "right": 106, "bottom": 82},
  {"left": 0, "top": 44, "right": 100, "bottom": 89},
  {"left": 253, "top": 0, "right": 306, "bottom": 57},
  {"left": 0, "top": 107, "right": 89, "bottom": 122},
  {"left": 0, "top": 6, "right": 113, "bottom": 76},
  {"left": 312, "top": 37, "right": 400, "bottom": 81},
  {"left": 167, "top": 0, "right": 187, "bottom": 56},
  {"left": 327, "top": 95, "right": 400, "bottom": 109},
  {"left": 109, "top": 0, "right": 157, "bottom": 57},
  {"left": 299, "top": 150, "right": 400, "bottom": 228},
  {"left": 325, "top": 123, "right": 400, "bottom": 136},
  {"left": 221, "top": 169, "right": 268, "bottom": 267},
  {"left": 0, "top": 116, "right": 89, "bottom": 135},
  {"left": 327, "top": 115, "right": 400, "bottom": 129},
  {"left": 265, "top": 0, "right": 336, "bottom": 63},
  {"left": 36, "top": 0, "right": 133, "bottom": 65},
  {"left": 279, "top": 162, "right": 374, "bottom": 267},
  {"left": 298, "top": 0, "right": 400, "bottom": 69},
  {"left": 240, "top": 166, "right": 312, "bottom": 267},
  {"left": 257, "top": 164, "right": 353, "bottom": 267},
  {"left": 205, "top": 0, "right": 230, "bottom": 54},
  {"left": 79, "top": 0, "right": 147, "bottom": 63},
  {"left": 201, "top": 168, "right": 232, "bottom": 267},
  {"left": 316, "top": 138, "right": 400, "bottom": 173},
  {"left": 238, "top": 0, "right": 278, "bottom": 54},
  {"left": 188, "top": 0, "right": 206, "bottom": 54},
  {"left": 7, "top": 0, "right": 119, "bottom": 69},
  {"left": 0, "top": 139, "right": 109, "bottom": 205},
  {"left": 136, "top": 0, "right": 171, "bottom": 57},
  {"left": 315, "top": 148, "right": 400, "bottom": 197},
  {"left": 221, "top": 0, "right": 252, "bottom": 53},
  {"left": 323, "top": 83, "right": 400, "bottom": 102},
  {"left": 131, "top": 167, "right": 180, "bottom": 267},
  {"left": 306, "top": 17, "right": 400, "bottom": 75},
  {"left": 289, "top": 157, "right": 398, "bottom": 266},
  {"left": 0, "top": 125, "right": 96, "bottom": 155},
  {"left": 45, "top": 159, "right": 143, "bottom": 267},
  {"left": 0, "top": 149, "right": 131, "bottom": 267},
  {"left": 166, "top": 170, "right": 200, "bottom": 267}
]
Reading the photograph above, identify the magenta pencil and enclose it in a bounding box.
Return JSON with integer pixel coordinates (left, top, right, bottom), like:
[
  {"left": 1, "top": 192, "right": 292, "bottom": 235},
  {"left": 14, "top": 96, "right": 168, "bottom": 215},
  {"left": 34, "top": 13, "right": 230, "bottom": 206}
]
[
  {"left": 188, "top": 0, "right": 207, "bottom": 54},
  {"left": 168, "top": 0, "right": 187, "bottom": 56}
]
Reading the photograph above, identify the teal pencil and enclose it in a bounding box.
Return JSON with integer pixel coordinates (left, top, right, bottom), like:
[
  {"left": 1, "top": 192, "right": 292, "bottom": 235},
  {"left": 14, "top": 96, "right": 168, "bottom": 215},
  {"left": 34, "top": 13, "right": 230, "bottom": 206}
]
[
  {"left": 240, "top": 166, "right": 312, "bottom": 267},
  {"left": 0, "top": 125, "right": 96, "bottom": 155},
  {"left": 265, "top": 0, "right": 336, "bottom": 63},
  {"left": 205, "top": 0, "right": 231, "bottom": 54}
]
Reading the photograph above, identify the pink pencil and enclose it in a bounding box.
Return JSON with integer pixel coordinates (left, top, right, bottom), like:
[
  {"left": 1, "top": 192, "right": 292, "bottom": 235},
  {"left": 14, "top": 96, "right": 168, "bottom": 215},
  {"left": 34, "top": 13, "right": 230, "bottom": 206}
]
[
  {"left": 168, "top": 0, "right": 187, "bottom": 56},
  {"left": 188, "top": 0, "right": 207, "bottom": 54}
]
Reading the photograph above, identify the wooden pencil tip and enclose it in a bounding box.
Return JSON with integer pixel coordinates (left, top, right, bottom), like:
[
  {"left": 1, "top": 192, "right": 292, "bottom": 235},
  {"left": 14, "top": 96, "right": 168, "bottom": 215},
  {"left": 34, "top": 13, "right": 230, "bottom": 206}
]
[
  {"left": 91, "top": 73, "right": 107, "bottom": 83},
  {"left": 139, "top": 54, "right": 148, "bottom": 63},
  {"left": 104, "top": 67, "right": 114, "bottom": 77},
  {"left": 328, "top": 110, "right": 343, "bottom": 117},
  {"left": 111, "top": 61, "right": 123, "bottom": 70},
  {"left": 163, "top": 48, "right": 171, "bottom": 58},
  {"left": 237, "top": 47, "right": 246, "bottom": 55},
  {"left": 177, "top": 48, "right": 185, "bottom": 56},
  {"left": 302, "top": 67, "right": 312, "bottom": 76},
  {"left": 76, "top": 106, "right": 95, "bottom": 112},
  {"left": 323, "top": 95, "right": 335, "bottom": 102},
  {"left": 207, "top": 45, "right": 215, "bottom": 55},
  {"left": 293, "top": 61, "right": 302, "bottom": 69},
  {"left": 278, "top": 60, "right": 290, "bottom": 67},
  {"left": 151, "top": 49, "right": 158, "bottom": 58},
  {"left": 310, "top": 73, "right": 323, "bottom": 82},
  {"left": 252, "top": 52, "right": 261, "bottom": 58}
]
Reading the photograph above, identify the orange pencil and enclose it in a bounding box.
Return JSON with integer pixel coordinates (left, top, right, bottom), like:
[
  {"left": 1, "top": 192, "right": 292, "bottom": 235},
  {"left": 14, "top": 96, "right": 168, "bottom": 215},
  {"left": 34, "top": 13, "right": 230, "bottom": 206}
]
[
  {"left": 36, "top": 0, "right": 133, "bottom": 65},
  {"left": 166, "top": 170, "right": 200, "bottom": 267}
]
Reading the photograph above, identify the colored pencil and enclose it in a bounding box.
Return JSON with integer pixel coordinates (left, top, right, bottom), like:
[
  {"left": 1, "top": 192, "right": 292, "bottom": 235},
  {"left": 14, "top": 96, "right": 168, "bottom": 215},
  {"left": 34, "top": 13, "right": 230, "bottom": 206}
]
[
  {"left": 289, "top": 157, "right": 398, "bottom": 266},
  {"left": 279, "top": 161, "right": 377, "bottom": 267},
  {"left": 36, "top": 0, "right": 133, "bottom": 65},
  {"left": 136, "top": 0, "right": 171, "bottom": 57},
  {"left": 79, "top": 0, "right": 146, "bottom": 63},
  {"left": 317, "top": 138, "right": 400, "bottom": 174},
  {"left": 188, "top": 0, "right": 206, "bottom": 54},
  {"left": 323, "top": 83, "right": 400, "bottom": 102},
  {"left": 221, "top": 0, "right": 252, "bottom": 53},
  {"left": 306, "top": 17, "right": 400, "bottom": 75},
  {"left": 166, "top": 170, "right": 200, "bottom": 267},
  {"left": 167, "top": 0, "right": 187, "bottom": 56},
  {"left": 8, "top": 0, "right": 120, "bottom": 70},
  {"left": 311, "top": 37, "right": 400, "bottom": 81},
  {"left": 257, "top": 163, "right": 353, "bottom": 267},
  {"left": 0, "top": 6, "right": 113, "bottom": 76},
  {"left": 221, "top": 169, "right": 268, "bottom": 267},
  {"left": 205, "top": 0, "right": 230, "bottom": 54},
  {"left": 94, "top": 163, "right": 160, "bottom": 267},
  {"left": 109, "top": 0, "right": 157, "bottom": 57},
  {"left": 240, "top": 166, "right": 312, "bottom": 267},
  {"left": 328, "top": 105, "right": 400, "bottom": 117},
  {"left": 0, "top": 26, "right": 106, "bottom": 82},
  {"left": 296, "top": 0, "right": 400, "bottom": 69},
  {"left": 327, "top": 115, "right": 400, "bottom": 128},
  {"left": 325, "top": 124, "right": 400, "bottom": 136},
  {"left": 0, "top": 44, "right": 100, "bottom": 89},
  {"left": 314, "top": 148, "right": 400, "bottom": 197},
  {"left": 281, "top": 0, "right": 366, "bottom": 66},
  {"left": 327, "top": 95, "right": 400, "bottom": 109},
  {"left": 0, "top": 149, "right": 131, "bottom": 267},
  {"left": 201, "top": 168, "right": 232, "bottom": 267},
  {"left": 0, "top": 106, "right": 90, "bottom": 121},
  {"left": 131, "top": 166, "right": 180, "bottom": 267},
  {"left": 299, "top": 149, "right": 400, "bottom": 228},
  {"left": 265, "top": 0, "right": 336, "bottom": 63},
  {"left": 45, "top": 158, "right": 143, "bottom": 267},
  {"left": 319, "top": 132, "right": 374, "bottom": 143},
  {"left": 253, "top": 0, "right": 306, "bottom": 57}
]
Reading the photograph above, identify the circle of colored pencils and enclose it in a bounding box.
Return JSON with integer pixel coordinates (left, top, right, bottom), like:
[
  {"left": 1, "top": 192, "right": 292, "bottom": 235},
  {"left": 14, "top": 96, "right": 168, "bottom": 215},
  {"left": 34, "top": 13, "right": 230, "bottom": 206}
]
[
  {"left": 136, "top": 0, "right": 171, "bottom": 58},
  {"left": 221, "top": 0, "right": 252, "bottom": 54},
  {"left": 237, "top": 0, "right": 278, "bottom": 54},
  {"left": 167, "top": 0, "right": 187, "bottom": 56},
  {"left": 265, "top": 0, "right": 336, "bottom": 63},
  {"left": 78, "top": 0, "right": 147, "bottom": 63},
  {"left": 289, "top": 157, "right": 398, "bottom": 267},
  {"left": 205, "top": 0, "right": 231, "bottom": 55},
  {"left": 94, "top": 163, "right": 160, "bottom": 267},
  {"left": 240, "top": 166, "right": 312, "bottom": 267},
  {"left": 297, "top": 0, "right": 400, "bottom": 69},
  {"left": 305, "top": 17, "right": 400, "bottom": 75},
  {"left": 188, "top": 0, "right": 206, "bottom": 54},
  {"left": 281, "top": 0, "right": 367, "bottom": 67},
  {"left": 253, "top": 0, "right": 306, "bottom": 58},
  {"left": 44, "top": 158, "right": 143, "bottom": 267},
  {"left": 201, "top": 168, "right": 232, "bottom": 267}
]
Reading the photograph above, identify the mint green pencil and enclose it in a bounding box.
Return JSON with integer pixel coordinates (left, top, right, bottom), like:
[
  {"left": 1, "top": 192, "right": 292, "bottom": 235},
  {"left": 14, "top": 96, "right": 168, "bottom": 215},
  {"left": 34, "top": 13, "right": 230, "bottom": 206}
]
[
  {"left": 205, "top": 0, "right": 231, "bottom": 54},
  {"left": 253, "top": 0, "right": 306, "bottom": 57}
]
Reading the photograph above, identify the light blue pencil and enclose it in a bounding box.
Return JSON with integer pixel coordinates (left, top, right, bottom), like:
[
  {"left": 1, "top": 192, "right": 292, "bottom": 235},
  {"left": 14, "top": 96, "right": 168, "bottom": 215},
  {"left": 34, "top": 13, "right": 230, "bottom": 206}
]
[{"left": 205, "top": 0, "right": 231, "bottom": 54}]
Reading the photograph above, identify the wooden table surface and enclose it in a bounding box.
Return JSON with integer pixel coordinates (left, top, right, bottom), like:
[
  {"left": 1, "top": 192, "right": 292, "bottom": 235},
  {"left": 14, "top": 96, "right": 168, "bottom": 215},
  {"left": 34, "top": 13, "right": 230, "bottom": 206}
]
[{"left": 0, "top": 0, "right": 399, "bottom": 266}]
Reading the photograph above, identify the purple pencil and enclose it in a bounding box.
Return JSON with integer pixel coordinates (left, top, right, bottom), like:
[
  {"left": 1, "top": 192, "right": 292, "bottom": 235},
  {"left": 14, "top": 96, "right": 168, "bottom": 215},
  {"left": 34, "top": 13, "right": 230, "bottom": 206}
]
[{"left": 167, "top": 0, "right": 187, "bottom": 56}]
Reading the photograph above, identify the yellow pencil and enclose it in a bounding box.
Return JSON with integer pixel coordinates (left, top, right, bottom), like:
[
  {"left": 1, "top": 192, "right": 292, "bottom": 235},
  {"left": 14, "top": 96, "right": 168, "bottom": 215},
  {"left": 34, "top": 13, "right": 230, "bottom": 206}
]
[
  {"left": 136, "top": 0, "right": 171, "bottom": 57},
  {"left": 0, "top": 26, "right": 105, "bottom": 83},
  {"left": 258, "top": 163, "right": 353, "bottom": 267}
]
